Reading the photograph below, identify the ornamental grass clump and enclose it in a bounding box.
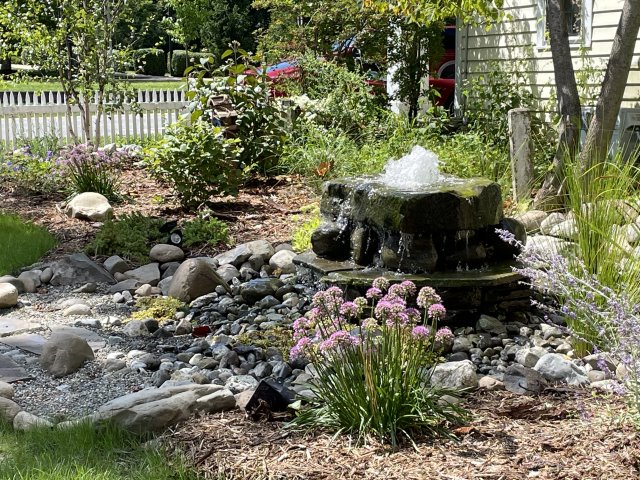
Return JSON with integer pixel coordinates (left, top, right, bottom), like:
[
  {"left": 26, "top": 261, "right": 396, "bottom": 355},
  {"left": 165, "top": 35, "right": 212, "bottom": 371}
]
[{"left": 290, "top": 278, "right": 468, "bottom": 447}]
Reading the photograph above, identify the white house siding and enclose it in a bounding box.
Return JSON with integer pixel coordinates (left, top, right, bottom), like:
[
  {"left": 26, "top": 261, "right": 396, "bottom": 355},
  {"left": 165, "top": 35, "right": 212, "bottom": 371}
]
[{"left": 456, "top": 0, "right": 640, "bottom": 113}]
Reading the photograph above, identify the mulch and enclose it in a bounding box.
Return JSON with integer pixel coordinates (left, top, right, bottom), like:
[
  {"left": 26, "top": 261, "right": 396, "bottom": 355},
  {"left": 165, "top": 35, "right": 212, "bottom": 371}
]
[{"left": 164, "top": 389, "right": 640, "bottom": 480}]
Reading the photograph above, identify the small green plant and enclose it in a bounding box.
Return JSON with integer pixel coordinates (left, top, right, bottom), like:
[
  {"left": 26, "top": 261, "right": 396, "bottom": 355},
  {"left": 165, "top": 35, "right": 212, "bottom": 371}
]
[
  {"left": 182, "top": 211, "right": 229, "bottom": 247},
  {"left": 290, "top": 279, "right": 468, "bottom": 447},
  {"left": 86, "top": 212, "right": 165, "bottom": 264},
  {"left": 131, "top": 296, "right": 186, "bottom": 322},
  {"left": 292, "top": 204, "right": 320, "bottom": 252},
  {"left": 56, "top": 144, "right": 125, "bottom": 202},
  {"left": 147, "top": 119, "right": 241, "bottom": 209},
  {"left": 234, "top": 328, "right": 294, "bottom": 360},
  {"left": 0, "top": 140, "right": 61, "bottom": 195},
  {"left": 0, "top": 212, "right": 57, "bottom": 275}
]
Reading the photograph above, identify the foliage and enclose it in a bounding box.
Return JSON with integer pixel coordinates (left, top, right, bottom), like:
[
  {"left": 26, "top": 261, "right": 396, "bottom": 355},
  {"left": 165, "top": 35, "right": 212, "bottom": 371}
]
[
  {"left": 113, "top": 0, "right": 171, "bottom": 51},
  {"left": 166, "top": 0, "right": 268, "bottom": 61},
  {"left": 86, "top": 212, "right": 165, "bottom": 264},
  {"left": 254, "top": 0, "right": 389, "bottom": 64},
  {"left": 133, "top": 48, "right": 167, "bottom": 76},
  {"left": 184, "top": 44, "right": 288, "bottom": 174},
  {"left": 292, "top": 204, "right": 321, "bottom": 252},
  {"left": 364, "top": 0, "right": 504, "bottom": 25},
  {"left": 234, "top": 328, "right": 294, "bottom": 360},
  {"left": 147, "top": 118, "right": 241, "bottom": 209},
  {"left": 0, "top": 212, "right": 57, "bottom": 276},
  {"left": 169, "top": 50, "right": 211, "bottom": 77},
  {"left": 182, "top": 211, "right": 230, "bottom": 247},
  {"left": 0, "top": 420, "right": 200, "bottom": 480},
  {"left": 290, "top": 279, "right": 468, "bottom": 447},
  {"left": 56, "top": 144, "right": 125, "bottom": 202},
  {"left": 0, "top": 142, "right": 61, "bottom": 195},
  {"left": 131, "top": 296, "right": 186, "bottom": 322}
]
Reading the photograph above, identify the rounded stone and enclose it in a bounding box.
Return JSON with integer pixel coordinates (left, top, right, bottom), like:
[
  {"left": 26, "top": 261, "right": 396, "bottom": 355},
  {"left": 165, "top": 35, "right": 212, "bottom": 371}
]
[
  {"left": 150, "top": 244, "right": 185, "bottom": 263},
  {"left": 0, "top": 283, "right": 19, "bottom": 308},
  {"left": 64, "top": 192, "right": 113, "bottom": 221}
]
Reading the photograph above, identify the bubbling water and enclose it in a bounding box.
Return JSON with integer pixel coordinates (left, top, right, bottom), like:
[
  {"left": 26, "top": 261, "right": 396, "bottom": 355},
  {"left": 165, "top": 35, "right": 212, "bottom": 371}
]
[{"left": 378, "top": 145, "right": 442, "bottom": 189}]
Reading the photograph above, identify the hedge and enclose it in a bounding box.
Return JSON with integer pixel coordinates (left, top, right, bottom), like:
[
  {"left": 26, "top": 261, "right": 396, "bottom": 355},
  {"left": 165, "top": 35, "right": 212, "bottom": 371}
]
[
  {"left": 169, "top": 50, "right": 211, "bottom": 77},
  {"left": 133, "top": 48, "right": 166, "bottom": 76}
]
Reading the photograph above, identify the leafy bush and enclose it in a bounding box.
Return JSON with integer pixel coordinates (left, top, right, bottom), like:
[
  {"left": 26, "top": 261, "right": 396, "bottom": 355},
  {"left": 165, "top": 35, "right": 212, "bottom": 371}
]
[
  {"left": 133, "top": 48, "right": 166, "bottom": 76},
  {"left": 292, "top": 204, "right": 320, "bottom": 252},
  {"left": 290, "top": 279, "right": 468, "bottom": 446},
  {"left": 147, "top": 119, "right": 241, "bottom": 209},
  {"left": 56, "top": 144, "right": 125, "bottom": 202},
  {"left": 169, "top": 50, "right": 210, "bottom": 77},
  {"left": 182, "top": 211, "right": 229, "bottom": 247},
  {"left": 86, "top": 212, "right": 165, "bottom": 264},
  {"left": 131, "top": 296, "right": 186, "bottom": 322},
  {"left": 0, "top": 212, "right": 57, "bottom": 275},
  {"left": 0, "top": 135, "right": 62, "bottom": 194}
]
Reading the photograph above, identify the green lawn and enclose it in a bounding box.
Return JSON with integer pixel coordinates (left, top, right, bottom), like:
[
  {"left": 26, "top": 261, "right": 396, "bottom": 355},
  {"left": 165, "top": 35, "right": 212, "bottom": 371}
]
[
  {"left": 0, "top": 421, "right": 201, "bottom": 480},
  {"left": 0, "top": 212, "right": 57, "bottom": 275},
  {"left": 0, "top": 79, "right": 186, "bottom": 92}
]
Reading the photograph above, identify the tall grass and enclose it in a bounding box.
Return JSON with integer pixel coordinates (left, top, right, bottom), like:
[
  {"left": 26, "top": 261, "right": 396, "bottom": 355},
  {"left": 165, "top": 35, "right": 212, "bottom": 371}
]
[
  {"left": 0, "top": 212, "right": 56, "bottom": 275},
  {"left": 0, "top": 420, "right": 200, "bottom": 480}
]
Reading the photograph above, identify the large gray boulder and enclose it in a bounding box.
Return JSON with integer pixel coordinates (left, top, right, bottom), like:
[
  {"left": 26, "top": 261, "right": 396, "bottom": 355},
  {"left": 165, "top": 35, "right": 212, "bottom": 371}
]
[
  {"left": 269, "top": 250, "right": 297, "bottom": 274},
  {"left": 245, "top": 240, "right": 275, "bottom": 263},
  {"left": 534, "top": 353, "right": 589, "bottom": 387},
  {"left": 214, "top": 244, "right": 253, "bottom": 267},
  {"left": 123, "top": 263, "right": 161, "bottom": 286},
  {"left": 50, "top": 253, "right": 116, "bottom": 286},
  {"left": 430, "top": 360, "right": 478, "bottom": 390},
  {"left": 64, "top": 192, "right": 113, "bottom": 221},
  {"left": 40, "top": 332, "right": 95, "bottom": 377},
  {"left": 168, "top": 258, "right": 231, "bottom": 302},
  {"left": 149, "top": 244, "right": 185, "bottom": 263},
  {"left": 0, "top": 283, "right": 18, "bottom": 309}
]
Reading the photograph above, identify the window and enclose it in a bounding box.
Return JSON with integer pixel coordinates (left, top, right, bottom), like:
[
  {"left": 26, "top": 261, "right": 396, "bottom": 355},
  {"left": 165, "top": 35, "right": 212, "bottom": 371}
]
[{"left": 537, "top": 0, "right": 593, "bottom": 49}]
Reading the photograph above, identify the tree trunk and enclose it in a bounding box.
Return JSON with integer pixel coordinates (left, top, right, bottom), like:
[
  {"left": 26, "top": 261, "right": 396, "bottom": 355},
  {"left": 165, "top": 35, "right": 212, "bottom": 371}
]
[
  {"left": 580, "top": 0, "right": 640, "bottom": 167},
  {"left": 533, "top": 0, "right": 582, "bottom": 211}
]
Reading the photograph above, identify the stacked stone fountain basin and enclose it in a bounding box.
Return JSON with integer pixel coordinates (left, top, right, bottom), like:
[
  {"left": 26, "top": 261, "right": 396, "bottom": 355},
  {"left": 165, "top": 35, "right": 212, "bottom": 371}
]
[{"left": 296, "top": 147, "right": 528, "bottom": 314}]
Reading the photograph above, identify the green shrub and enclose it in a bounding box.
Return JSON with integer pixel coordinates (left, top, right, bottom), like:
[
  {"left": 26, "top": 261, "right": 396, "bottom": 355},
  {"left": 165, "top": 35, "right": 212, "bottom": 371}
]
[
  {"left": 147, "top": 119, "right": 241, "bottom": 209},
  {"left": 234, "top": 328, "right": 293, "bottom": 361},
  {"left": 133, "top": 48, "right": 166, "bottom": 76},
  {"left": 182, "top": 212, "right": 229, "bottom": 247},
  {"left": 0, "top": 135, "right": 62, "bottom": 195},
  {"left": 292, "top": 204, "right": 320, "bottom": 252},
  {"left": 86, "top": 212, "right": 165, "bottom": 264},
  {"left": 131, "top": 296, "right": 186, "bottom": 322},
  {"left": 0, "top": 212, "right": 57, "bottom": 275},
  {"left": 169, "top": 50, "right": 210, "bottom": 77},
  {"left": 290, "top": 280, "right": 468, "bottom": 447}
]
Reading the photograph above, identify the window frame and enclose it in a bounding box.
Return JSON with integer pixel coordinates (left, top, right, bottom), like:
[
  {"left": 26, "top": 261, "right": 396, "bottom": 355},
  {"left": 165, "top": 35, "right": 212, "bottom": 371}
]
[{"left": 536, "top": 0, "right": 593, "bottom": 50}]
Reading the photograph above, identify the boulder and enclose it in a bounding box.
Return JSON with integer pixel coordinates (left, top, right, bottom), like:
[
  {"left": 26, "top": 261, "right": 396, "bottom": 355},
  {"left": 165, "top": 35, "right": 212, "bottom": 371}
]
[
  {"left": 17, "top": 271, "right": 41, "bottom": 293},
  {"left": 514, "top": 210, "right": 548, "bottom": 233},
  {"left": 40, "top": 332, "right": 95, "bottom": 377},
  {"left": 225, "top": 375, "right": 259, "bottom": 394},
  {"left": 123, "top": 263, "right": 161, "bottom": 287},
  {"left": 214, "top": 244, "right": 252, "bottom": 267},
  {"left": 168, "top": 259, "right": 231, "bottom": 302},
  {"left": 13, "top": 411, "right": 53, "bottom": 431},
  {"left": 269, "top": 250, "right": 297, "bottom": 274},
  {"left": 245, "top": 240, "right": 275, "bottom": 263},
  {"left": 149, "top": 244, "right": 185, "bottom": 263},
  {"left": 109, "top": 279, "right": 143, "bottom": 294},
  {"left": 0, "top": 283, "right": 18, "bottom": 309},
  {"left": 0, "top": 381, "right": 14, "bottom": 399},
  {"left": 430, "top": 360, "right": 478, "bottom": 390},
  {"left": 0, "top": 397, "right": 22, "bottom": 423},
  {"left": 515, "top": 346, "right": 548, "bottom": 368},
  {"left": 503, "top": 364, "right": 548, "bottom": 395},
  {"left": 64, "top": 192, "right": 113, "bottom": 221},
  {"left": 476, "top": 314, "right": 507, "bottom": 335},
  {"left": 63, "top": 304, "right": 92, "bottom": 316},
  {"left": 240, "top": 278, "right": 284, "bottom": 304},
  {"left": 534, "top": 353, "right": 589, "bottom": 387},
  {"left": 311, "top": 222, "right": 350, "bottom": 259},
  {"left": 0, "top": 276, "right": 25, "bottom": 293},
  {"left": 50, "top": 253, "right": 116, "bottom": 286},
  {"left": 196, "top": 388, "right": 236, "bottom": 413},
  {"left": 103, "top": 255, "right": 129, "bottom": 275},
  {"left": 539, "top": 212, "right": 566, "bottom": 234},
  {"left": 549, "top": 219, "right": 578, "bottom": 240},
  {"left": 122, "top": 320, "right": 151, "bottom": 337},
  {"left": 216, "top": 264, "right": 241, "bottom": 283}
]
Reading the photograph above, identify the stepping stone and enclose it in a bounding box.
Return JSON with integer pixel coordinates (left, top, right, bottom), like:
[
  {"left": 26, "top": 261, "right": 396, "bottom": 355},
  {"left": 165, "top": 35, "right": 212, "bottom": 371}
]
[
  {"left": 0, "top": 334, "right": 47, "bottom": 355},
  {"left": 0, "top": 317, "right": 39, "bottom": 337},
  {"left": 0, "top": 355, "right": 31, "bottom": 383},
  {"left": 50, "top": 326, "right": 106, "bottom": 350}
]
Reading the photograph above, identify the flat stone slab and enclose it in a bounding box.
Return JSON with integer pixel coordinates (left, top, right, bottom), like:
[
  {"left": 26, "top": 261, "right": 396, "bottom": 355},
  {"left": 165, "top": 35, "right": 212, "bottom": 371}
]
[
  {"left": 0, "top": 317, "right": 39, "bottom": 337},
  {"left": 293, "top": 252, "right": 365, "bottom": 276},
  {"left": 0, "top": 334, "right": 47, "bottom": 355},
  {"left": 50, "top": 326, "right": 106, "bottom": 350},
  {"left": 0, "top": 355, "right": 31, "bottom": 383}
]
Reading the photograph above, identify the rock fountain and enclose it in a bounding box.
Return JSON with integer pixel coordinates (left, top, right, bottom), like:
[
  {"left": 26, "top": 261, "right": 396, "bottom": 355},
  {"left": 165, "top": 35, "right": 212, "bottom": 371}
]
[{"left": 293, "top": 146, "right": 529, "bottom": 315}]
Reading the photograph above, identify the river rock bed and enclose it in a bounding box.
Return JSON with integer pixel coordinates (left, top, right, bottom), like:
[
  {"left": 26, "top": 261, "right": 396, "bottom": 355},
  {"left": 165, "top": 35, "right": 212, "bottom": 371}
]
[{"left": 0, "top": 238, "right": 626, "bottom": 430}]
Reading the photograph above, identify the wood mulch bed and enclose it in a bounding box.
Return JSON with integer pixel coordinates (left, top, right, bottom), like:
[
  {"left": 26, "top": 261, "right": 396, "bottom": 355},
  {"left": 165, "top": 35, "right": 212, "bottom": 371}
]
[{"left": 164, "top": 389, "right": 640, "bottom": 480}]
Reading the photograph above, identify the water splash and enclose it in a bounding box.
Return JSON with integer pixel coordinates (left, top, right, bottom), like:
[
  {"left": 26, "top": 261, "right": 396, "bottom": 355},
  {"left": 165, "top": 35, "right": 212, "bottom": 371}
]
[{"left": 378, "top": 146, "right": 441, "bottom": 189}]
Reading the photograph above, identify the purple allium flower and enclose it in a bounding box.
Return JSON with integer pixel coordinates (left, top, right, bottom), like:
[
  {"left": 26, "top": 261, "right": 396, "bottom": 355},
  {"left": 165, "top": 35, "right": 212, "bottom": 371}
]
[
  {"left": 290, "top": 336, "right": 312, "bottom": 360},
  {"left": 428, "top": 303, "right": 447, "bottom": 321},
  {"left": 366, "top": 287, "right": 382, "bottom": 300},
  {"left": 353, "top": 296, "right": 368, "bottom": 312},
  {"left": 319, "top": 330, "right": 359, "bottom": 352},
  {"left": 372, "top": 277, "right": 390, "bottom": 291},
  {"left": 411, "top": 325, "right": 431, "bottom": 339},
  {"left": 361, "top": 317, "right": 378, "bottom": 330},
  {"left": 417, "top": 286, "right": 441, "bottom": 308},
  {"left": 400, "top": 280, "right": 417, "bottom": 296},
  {"left": 340, "top": 301, "right": 358, "bottom": 318},
  {"left": 435, "top": 327, "right": 453, "bottom": 339}
]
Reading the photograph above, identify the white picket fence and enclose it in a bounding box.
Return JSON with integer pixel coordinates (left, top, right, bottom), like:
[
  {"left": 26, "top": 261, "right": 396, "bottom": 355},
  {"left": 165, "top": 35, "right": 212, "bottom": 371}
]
[{"left": 0, "top": 90, "right": 189, "bottom": 148}]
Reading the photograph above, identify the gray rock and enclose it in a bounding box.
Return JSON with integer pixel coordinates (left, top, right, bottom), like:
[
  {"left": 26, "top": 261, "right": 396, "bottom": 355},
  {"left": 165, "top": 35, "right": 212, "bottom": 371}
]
[
  {"left": 503, "top": 364, "right": 548, "bottom": 395},
  {"left": 452, "top": 337, "right": 473, "bottom": 353},
  {"left": 64, "top": 192, "right": 113, "bottom": 221},
  {"left": 196, "top": 388, "right": 236, "bottom": 413},
  {"left": 216, "top": 264, "right": 240, "bottom": 283},
  {"left": 0, "top": 397, "right": 22, "bottom": 423},
  {"left": 40, "top": 333, "right": 95, "bottom": 377},
  {"left": 0, "top": 283, "right": 18, "bottom": 308},
  {"left": 515, "top": 347, "right": 548, "bottom": 368},
  {"left": 13, "top": 411, "right": 53, "bottom": 431},
  {"left": 539, "top": 323, "right": 564, "bottom": 340},
  {"left": 63, "top": 304, "right": 92, "bottom": 316},
  {"left": 50, "top": 253, "right": 116, "bottom": 286},
  {"left": 0, "top": 276, "right": 25, "bottom": 293},
  {"left": 478, "top": 376, "right": 505, "bottom": 391},
  {"left": 246, "top": 240, "right": 275, "bottom": 263},
  {"left": 476, "top": 314, "right": 507, "bottom": 335},
  {"left": 540, "top": 212, "right": 566, "bottom": 234},
  {"left": 583, "top": 353, "right": 616, "bottom": 373},
  {"left": 240, "top": 278, "right": 284, "bottom": 304},
  {"left": 590, "top": 379, "right": 623, "bottom": 393},
  {"left": 103, "top": 256, "right": 129, "bottom": 275},
  {"left": 175, "top": 319, "right": 193, "bottom": 336},
  {"left": 514, "top": 210, "right": 548, "bottom": 233},
  {"left": 269, "top": 250, "right": 297, "bottom": 274},
  {"left": 430, "top": 360, "right": 478, "bottom": 390},
  {"left": 40, "top": 267, "right": 53, "bottom": 284},
  {"left": 168, "top": 259, "right": 231, "bottom": 302},
  {"left": 525, "top": 235, "right": 574, "bottom": 259},
  {"left": 123, "top": 320, "right": 151, "bottom": 337},
  {"left": 161, "top": 262, "right": 181, "bottom": 279},
  {"left": 214, "top": 244, "right": 253, "bottom": 267},
  {"left": 124, "top": 263, "right": 161, "bottom": 287},
  {"left": 17, "top": 271, "right": 41, "bottom": 293},
  {"left": 251, "top": 362, "right": 273, "bottom": 378},
  {"left": 225, "top": 375, "right": 259, "bottom": 394},
  {"left": 150, "top": 244, "right": 185, "bottom": 263},
  {"left": 73, "top": 282, "right": 98, "bottom": 293},
  {"left": 108, "top": 279, "right": 143, "bottom": 294},
  {"left": 533, "top": 353, "right": 589, "bottom": 387},
  {"left": 0, "top": 381, "right": 14, "bottom": 399}
]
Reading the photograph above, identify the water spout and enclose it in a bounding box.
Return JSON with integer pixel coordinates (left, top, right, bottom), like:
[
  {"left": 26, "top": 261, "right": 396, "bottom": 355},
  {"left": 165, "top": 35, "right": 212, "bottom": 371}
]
[{"left": 378, "top": 145, "right": 441, "bottom": 189}]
